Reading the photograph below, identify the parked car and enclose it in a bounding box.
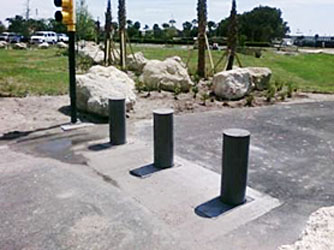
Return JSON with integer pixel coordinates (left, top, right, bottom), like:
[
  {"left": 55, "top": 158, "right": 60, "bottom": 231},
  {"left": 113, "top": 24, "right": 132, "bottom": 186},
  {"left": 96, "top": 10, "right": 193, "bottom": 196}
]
[
  {"left": 57, "top": 33, "right": 69, "bottom": 43},
  {"left": 0, "top": 32, "right": 16, "bottom": 42},
  {"left": 8, "top": 33, "right": 24, "bottom": 43},
  {"left": 30, "top": 31, "right": 58, "bottom": 44}
]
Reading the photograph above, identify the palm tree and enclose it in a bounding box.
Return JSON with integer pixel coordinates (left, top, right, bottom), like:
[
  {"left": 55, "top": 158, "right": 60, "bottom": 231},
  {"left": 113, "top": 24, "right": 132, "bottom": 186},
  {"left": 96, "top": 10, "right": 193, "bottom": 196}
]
[
  {"left": 197, "top": 0, "right": 207, "bottom": 78},
  {"left": 118, "top": 0, "right": 126, "bottom": 70},
  {"left": 104, "top": 0, "right": 112, "bottom": 64},
  {"left": 226, "top": 0, "right": 238, "bottom": 71}
]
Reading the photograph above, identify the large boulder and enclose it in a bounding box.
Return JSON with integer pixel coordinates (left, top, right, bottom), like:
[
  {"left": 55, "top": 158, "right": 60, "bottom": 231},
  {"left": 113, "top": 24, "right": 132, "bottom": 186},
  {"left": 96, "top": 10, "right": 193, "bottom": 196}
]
[
  {"left": 38, "top": 42, "right": 49, "bottom": 49},
  {"left": 247, "top": 67, "right": 272, "bottom": 90},
  {"left": 78, "top": 41, "right": 104, "bottom": 64},
  {"left": 0, "top": 41, "right": 8, "bottom": 49},
  {"left": 212, "top": 68, "right": 252, "bottom": 100},
  {"left": 139, "top": 56, "right": 194, "bottom": 92},
  {"left": 13, "top": 43, "right": 27, "bottom": 50},
  {"left": 76, "top": 65, "right": 136, "bottom": 117},
  {"left": 126, "top": 52, "right": 148, "bottom": 73}
]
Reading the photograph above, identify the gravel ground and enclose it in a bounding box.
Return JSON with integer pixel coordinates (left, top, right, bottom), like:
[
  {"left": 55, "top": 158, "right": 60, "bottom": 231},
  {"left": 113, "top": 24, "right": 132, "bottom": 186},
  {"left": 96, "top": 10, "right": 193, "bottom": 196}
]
[{"left": 279, "top": 206, "right": 334, "bottom": 250}]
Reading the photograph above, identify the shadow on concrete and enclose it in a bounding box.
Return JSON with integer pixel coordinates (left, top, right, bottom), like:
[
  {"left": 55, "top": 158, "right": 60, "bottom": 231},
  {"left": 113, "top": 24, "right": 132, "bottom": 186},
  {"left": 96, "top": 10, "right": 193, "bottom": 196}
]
[
  {"left": 195, "top": 197, "right": 236, "bottom": 218},
  {"left": 195, "top": 197, "right": 252, "bottom": 218},
  {"left": 88, "top": 142, "right": 112, "bottom": 151},
  {"left": 0, "top": 123, "right": 67, "bottom": 141},
  {"left": 58, "top": 106, "right": 108, "bottom": 124},
  {"left": 129, "top": 164, "right": 165, "bottom": 178}
]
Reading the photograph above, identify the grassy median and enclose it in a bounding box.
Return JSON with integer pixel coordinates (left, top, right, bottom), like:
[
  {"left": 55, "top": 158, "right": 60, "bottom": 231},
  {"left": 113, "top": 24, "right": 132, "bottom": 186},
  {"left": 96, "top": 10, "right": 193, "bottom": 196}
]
[{"left": 0, "top": 45, "right": 334, "bottom": 97}]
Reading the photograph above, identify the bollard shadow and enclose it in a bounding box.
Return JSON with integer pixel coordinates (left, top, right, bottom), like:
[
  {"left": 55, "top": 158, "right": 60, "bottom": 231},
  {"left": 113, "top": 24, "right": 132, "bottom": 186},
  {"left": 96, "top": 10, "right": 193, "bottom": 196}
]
[
  {"left": 130, "top": 164, "right": 166, "bottom": 178},
  {"left": 0, "top": 123, "right": 67, "bottom": 141},
  {"left": 195, "top": 197, "right": 252, "bottom": 219},
  {"left": 88, "top": 142, "right": 112, "bottom": 151}
]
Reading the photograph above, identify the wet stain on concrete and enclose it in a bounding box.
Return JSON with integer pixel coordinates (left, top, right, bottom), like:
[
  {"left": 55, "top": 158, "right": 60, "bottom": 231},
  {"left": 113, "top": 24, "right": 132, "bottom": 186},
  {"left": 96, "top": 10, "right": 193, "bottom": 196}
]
[{"left": 10, "top": 128, "right": 107, "bottom": 166}]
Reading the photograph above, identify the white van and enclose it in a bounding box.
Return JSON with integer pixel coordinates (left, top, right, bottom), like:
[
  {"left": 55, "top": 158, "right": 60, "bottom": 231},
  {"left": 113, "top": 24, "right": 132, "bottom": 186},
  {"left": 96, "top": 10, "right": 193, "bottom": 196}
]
[{"left": 30, "top": 31, "right": 58, "bottom": 44}]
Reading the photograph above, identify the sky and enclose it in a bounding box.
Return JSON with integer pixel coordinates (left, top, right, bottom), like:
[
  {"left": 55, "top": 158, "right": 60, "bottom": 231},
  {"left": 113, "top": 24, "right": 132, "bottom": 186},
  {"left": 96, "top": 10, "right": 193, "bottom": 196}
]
[{"left": 0, "top": 0, "right": 333, "bottom": 36}]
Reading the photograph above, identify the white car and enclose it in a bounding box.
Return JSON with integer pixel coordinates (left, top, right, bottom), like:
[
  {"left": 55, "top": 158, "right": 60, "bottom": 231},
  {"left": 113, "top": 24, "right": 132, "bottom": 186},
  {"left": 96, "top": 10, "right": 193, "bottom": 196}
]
[
  {"left": 30, "top": 31, "right": 58, "bottom": 44},
  {"left": 57, "top": 33, "right": 69, "bottom": 43}
]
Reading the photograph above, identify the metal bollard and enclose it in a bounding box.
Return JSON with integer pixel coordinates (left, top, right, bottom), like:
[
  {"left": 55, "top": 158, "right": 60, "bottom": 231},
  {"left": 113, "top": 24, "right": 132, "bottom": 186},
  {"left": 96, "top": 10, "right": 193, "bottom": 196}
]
[
  {"left": 109, "top": 97, "right": 126, "bottom": 145},
  {"left": 153, "top": 109, "right": 174, "bottom": 169},
  {"left": 220, "top": 129, "right": 250, "bottom": 206}
]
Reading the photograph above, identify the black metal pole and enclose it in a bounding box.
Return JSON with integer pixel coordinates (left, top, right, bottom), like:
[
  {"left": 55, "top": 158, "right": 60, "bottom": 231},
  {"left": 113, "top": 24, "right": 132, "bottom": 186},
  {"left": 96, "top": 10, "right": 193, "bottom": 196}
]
[
  {"left": 153, "top": 109, "right": 174, "bottom": 169},
  {"left": 221, "top": 129, "right": 250, "bottom": 206},
  {"left": 109, "top": 98, "right": 126, "bottom": 145},
  {"left": 68, "top": 31, "right": 77, "bottom": 124}
]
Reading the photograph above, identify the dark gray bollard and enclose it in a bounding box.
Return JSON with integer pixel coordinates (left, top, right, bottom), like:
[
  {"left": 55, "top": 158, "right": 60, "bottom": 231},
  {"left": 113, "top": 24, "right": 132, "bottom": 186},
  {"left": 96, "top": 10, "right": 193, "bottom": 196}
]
[
  {"left": 221, "top": 129, "right": 250, "bottom": 206},
  {"left": 153, "top": 109, "right": 174, "bottom": 169},
  {"left": 109, "top": 97, "right": 126, "bottom": 145}
]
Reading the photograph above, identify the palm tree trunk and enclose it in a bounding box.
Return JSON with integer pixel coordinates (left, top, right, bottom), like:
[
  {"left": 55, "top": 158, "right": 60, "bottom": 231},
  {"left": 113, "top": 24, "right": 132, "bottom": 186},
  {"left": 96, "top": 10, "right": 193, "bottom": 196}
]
[
  {"left": 118, "top": 0, "right": 126, "bottom": 70},
  {"left": 197, "top": 0, "right": 207, "bottom": 78},
  {"left": 226, "top": 0, "right": 238, "bottom": 71}
]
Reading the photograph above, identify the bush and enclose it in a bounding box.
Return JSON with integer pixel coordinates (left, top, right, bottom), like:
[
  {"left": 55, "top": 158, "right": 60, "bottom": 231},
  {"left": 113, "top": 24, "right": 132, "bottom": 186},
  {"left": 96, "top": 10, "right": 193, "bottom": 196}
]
[{"left": 76, "top": 52, "right": 94, "bottom": 72}]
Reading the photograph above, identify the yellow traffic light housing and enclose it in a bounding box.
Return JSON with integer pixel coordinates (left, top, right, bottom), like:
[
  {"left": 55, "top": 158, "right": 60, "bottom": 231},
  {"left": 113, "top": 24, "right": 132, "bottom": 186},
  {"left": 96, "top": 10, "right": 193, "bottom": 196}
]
[{"left": 54, "top": 0, "right": 76, "bottom": 31}]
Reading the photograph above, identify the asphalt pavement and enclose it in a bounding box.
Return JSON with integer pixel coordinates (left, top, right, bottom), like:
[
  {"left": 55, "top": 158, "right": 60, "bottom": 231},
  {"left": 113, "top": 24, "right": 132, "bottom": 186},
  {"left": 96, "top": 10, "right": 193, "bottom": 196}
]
[{"left": 1, "top": 100, "right": 334, "bottom": 249}]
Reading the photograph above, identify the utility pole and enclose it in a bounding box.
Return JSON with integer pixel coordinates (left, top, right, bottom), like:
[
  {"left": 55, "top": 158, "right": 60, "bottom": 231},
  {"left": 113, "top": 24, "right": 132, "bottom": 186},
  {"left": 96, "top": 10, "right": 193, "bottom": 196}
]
[
  {"left": 54, "top": 0, "right": 77, "bottom": 124},
  {"left": 26, "top": 0, "right": 31, "bottom": 20}
]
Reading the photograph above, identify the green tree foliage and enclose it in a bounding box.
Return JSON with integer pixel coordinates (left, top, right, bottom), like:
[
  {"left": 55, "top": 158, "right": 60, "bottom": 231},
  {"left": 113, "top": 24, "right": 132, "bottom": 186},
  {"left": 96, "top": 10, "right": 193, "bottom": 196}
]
[
  {"left": 6, "top": 15, "right": 48, "bottom": 36},
  {"left": 127, "top": 20, "right": 141, "bottom": 38},
  {"left": 0, "top": 21, "right": 6, "bottom": 33},
  {"left": 48, "top": 19, "right": 67, "bottom": 33},
  {"left": 216, "top": 5, "right": 289, "bottom": 42},
  {"left": 153, "top": 24, "right": 163, "bottom": 39},
  {"left": 76, "top": 0, "right": 96, "bottom": 41},
  {"left": 239, "top": 6, "right": 289, "bottom": 42}
]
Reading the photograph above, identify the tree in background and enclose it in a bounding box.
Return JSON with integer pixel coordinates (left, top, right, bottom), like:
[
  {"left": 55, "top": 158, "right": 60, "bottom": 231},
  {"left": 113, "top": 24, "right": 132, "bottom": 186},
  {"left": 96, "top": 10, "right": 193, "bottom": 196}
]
[
  {"left": 238, "top": 6, "right": 289, "bottom": 42},
  {"left": 153, "top": 24, "right": 163, "bottom": 40},
  {"left": 48, "top": 19, "right": 67, "bottom": 33},
  {"left": 76, "top": 0, "right": 96, "bottom": 41},
  {"left": 182, "top": 21, "right": 192, "bottom": 38},
  {"left": 226, "top": 0, "right": 237, "bottom": 71},
  {"left": 127, "top": 20, "right": 141, "bottom": 38},
  {"left": 6, "top": 15, "right": 48, "bottom": 36},
  {"left": 118, "top": 0, "right": 126, "bottom": 70},
  {"left": 0, "top": 22, "right": 6, "bottom": 33},
  {"left": 197, "top": 0, "right": 207, "bottom": 78}
]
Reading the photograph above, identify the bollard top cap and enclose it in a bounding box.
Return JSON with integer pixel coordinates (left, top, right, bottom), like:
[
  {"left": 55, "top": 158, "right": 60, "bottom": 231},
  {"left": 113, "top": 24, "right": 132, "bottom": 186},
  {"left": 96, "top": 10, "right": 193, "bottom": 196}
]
[
  {"left": 153, "top": 108, "right": 174, "bottom": 115},
  {"left": 223, "top": 128, "right": 250, "bottom": 138}
]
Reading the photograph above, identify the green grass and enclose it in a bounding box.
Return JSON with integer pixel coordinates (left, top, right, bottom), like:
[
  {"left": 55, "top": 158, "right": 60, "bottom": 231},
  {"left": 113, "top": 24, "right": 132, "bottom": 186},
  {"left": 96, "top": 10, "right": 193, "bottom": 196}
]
[
  {"left": 132, "top": 45, "right": 334, "bottom": 93},
  {"left": 0, "top": 48, "right": 68, "bottom": 96},
  {"left": 1, "top": 45, "right": 334, "bottom": 97}
]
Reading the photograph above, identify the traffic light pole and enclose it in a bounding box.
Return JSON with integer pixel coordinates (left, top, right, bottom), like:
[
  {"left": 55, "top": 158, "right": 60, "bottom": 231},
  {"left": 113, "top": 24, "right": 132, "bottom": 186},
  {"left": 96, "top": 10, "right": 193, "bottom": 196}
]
[{"left": 68, "top": 31, "right": 77, "bottom": 124}]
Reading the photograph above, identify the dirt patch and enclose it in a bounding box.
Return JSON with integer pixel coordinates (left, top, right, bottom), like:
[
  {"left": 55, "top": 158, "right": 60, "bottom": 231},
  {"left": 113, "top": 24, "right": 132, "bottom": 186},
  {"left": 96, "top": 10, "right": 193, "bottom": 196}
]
[{"left": 1, "top": 92, "right": 334, "bottom": 136}]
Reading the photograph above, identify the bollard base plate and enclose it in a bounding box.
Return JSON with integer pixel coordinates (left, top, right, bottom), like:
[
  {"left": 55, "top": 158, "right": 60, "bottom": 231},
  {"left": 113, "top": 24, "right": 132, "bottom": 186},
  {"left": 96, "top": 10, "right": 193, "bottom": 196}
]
[
  {"left": 130, "top": 163, "right": 181, "bottom": 179},
  {"left": 195, "top": 196, "right": 254, "bottom": 219}
]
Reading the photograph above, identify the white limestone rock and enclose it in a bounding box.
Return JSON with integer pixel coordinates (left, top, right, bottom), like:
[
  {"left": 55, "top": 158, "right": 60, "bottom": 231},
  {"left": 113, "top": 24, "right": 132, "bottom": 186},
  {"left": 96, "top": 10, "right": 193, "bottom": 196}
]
[
  {"left": 247, "top": 67, "right": 272, "bottom": 90},
  {"left": 212, "top": 68, "right": 252, "bottom": 100},
  {"left": 139, "top": 56, "right": 194, "bottom": 92},
  {"left": 76, "top": 65, "right": 136, "bottom": 117}
]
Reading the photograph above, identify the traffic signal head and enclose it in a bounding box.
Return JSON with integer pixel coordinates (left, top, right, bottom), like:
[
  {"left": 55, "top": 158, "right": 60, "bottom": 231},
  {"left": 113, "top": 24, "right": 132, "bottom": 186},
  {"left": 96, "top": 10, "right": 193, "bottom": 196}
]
[{"left": 54, "top": 0, "right": 75, "bottom": 31}]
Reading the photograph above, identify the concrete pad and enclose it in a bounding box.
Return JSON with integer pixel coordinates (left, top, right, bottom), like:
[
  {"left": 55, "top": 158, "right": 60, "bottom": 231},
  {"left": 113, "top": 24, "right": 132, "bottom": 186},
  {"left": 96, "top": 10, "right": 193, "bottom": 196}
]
[
  {"left": 61, "top": 121, "right": 95, "bottom": 131},
  {"left": 85, "top": 140, "right": 281, "bottom": 249}
]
